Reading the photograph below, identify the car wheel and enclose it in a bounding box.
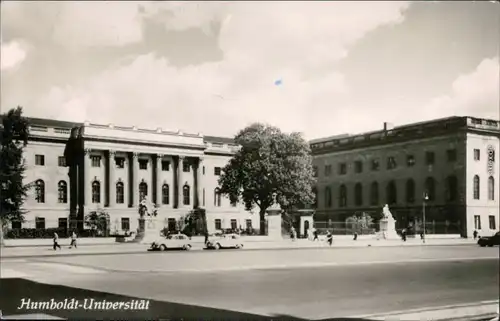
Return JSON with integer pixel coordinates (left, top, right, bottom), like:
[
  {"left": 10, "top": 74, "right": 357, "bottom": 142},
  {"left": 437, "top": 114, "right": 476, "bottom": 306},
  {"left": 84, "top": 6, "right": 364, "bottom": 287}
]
[
  {"left": 159, "top": 244, "right": 167, "bottom": 251},
  {"left": 488, "top": 244, "right": 493, "bottom": 247},
  {"left": 184, "top": 244, "right": 191, "bottom": 250},
  {"left": 215, "top": 243, "right": 221, "bottom": 250},
  {"left": 235, "top": 244, "right": 240, "bottom": 249}
]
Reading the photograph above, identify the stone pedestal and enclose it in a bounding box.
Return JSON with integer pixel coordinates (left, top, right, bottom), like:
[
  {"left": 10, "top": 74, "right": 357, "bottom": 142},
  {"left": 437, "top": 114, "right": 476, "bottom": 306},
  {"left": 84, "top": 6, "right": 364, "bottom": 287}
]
[
  {"left": 266, "top": 212, "right": 283, "bottom": 240},
  {"left": 133, "top": 218, "right": 163, "bottom": 244},
  {"left": 379, "top": 218, "right": 399, "bottom": 239}
]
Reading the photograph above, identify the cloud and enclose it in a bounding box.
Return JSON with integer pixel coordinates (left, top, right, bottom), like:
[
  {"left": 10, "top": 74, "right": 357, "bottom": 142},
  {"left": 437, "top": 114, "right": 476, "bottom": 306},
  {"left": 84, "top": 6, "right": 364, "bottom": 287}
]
[
  {"left": 1, "top": 40, "right": 27, "bottom": 71},
  {"left": 421, "top": 57, "right": 499, "bottom": 120},
  {"left": 32, "top": 2, "right": 411, "bottom": 138}
]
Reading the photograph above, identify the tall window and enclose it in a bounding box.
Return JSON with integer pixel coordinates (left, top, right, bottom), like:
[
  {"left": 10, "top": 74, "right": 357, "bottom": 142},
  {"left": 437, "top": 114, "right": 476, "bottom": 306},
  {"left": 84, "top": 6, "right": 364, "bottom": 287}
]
[
  {"left": 473, "top": 149, "right": 480, "bottom": 161},
  {"left": 354, "top": 161, "right": 363, "bottom": 174},
  {"left": 406, "top": 155, "right": 415, "bottom": 167},
  {"left": 488, "top": 176, "right": 495, "bottom": 201},
  {"left": 139, "top": 182, "right": 148, "bottom": 201},
  {"left": 370, "top": 182, "right": 379, "bottom": 206},
  {"left": 58, "top": 218, "right": 68, "bottom": 229},
  {"left": 371, "top": 159, "right": 380, "bottom": 171},
  {"left": 167, "top": 218, "right": 176, "bottom": 231},
  {"left": 425, "top": 177, "right": 436, "bottom": 201},
  {"left": 473, "top": 175, "right": 480, "bottom": 200},
  {"left": 214, "top": 167, "right": 222, "bottom": 176},
  {"left": 339, "top": 184, "right": 347, "bottom": 207},
  {"left": 215, "top": 219, "right": 222, "bottom": 230},
  {"left": 406, "top": 179, "right": 415, "bottom": 203},
  {"left": 58, "top": 156, "right": 66, "bottom": 167},
  {"left": 92, "top": 181, "right": 101, "bottom": 203},
  {"left": 387, "top": 156, "right": 397, "bottom": 170},
  {"left": 57, "top": 180, "right": 68, "bottom": 203},
  {"left": 161, "top": 160, "right": 170, "bottom": 171},
  {"left": 91, "top": 156, "right": 101, "bottom": 167},
  {"left": 489, "top": 215, "right": 496, "bottom": 230},
  {"left": 139, "top": 159, "right": 148, "bottom": 170},
  {"left": 121, "top": 218, "right": 130, "bottom": 231},
  {"left": 474, "top": 215, "right": 481, "bottom": 230},
  {"left": 35, "top": 179, "right": 45, "bottom": 203},
  {"left": 231, "top": 219, "right": 237, "bottom": 230},
  {"left": 214, "top": 188, "right": 222, "bottom": 207},
  {"left": 324, "top": 164, "right": 332, "bottom": 176},
  {"left": 386, "top": 180, "right": 397, "bottom": 205},
  {"left": 183, "top": 184, "right": 190, "bottom": 205},
  {"left": 116, "top": 182, "right": 124, "bottom": 204},
  {"left": 325, "top": 187, "right": 332, "bottom": 207},
  {"left": 339, "top": 163, "right": 347, "bottom": 175},
  {"left": 35, "top": 217, "right": 45, "bottom": 229},
  {"left": 162, "top": 184, "right": 169, "bottom": 205},
  {"left": 354, "top": 183, "right": 363, "bottom": 206},
  {"left": 425, "top": 151, "right": 435, "bottom": 165},
  {"left": 445, "top": 176, "right": 458, "bottom": 202},
  {"left": 446, "top": 149, "right": 457, "bottom": 162},
  {"left": 35, "top": 154, "right": 45, "bottom": 166}
]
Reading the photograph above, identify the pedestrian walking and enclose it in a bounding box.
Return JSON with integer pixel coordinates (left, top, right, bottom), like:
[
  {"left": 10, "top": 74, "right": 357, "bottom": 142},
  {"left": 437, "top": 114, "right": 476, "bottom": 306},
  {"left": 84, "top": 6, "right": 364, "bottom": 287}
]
[
  {"left": 290, "top": 227, "right": 297, "bottom": 241},
  {"left": 473, "top": 230, "right": 478, "bottom": 240},
  {"left": 53, "top": 232, "right": 61, "bottom": 250},
  {"left": 353, "top": 231, "right": 358, "bottom": 241},
  {"left": 326, "top": 230, "right": 333, "bottom": 246},
  {"left": 69, "top": 231, "right": 77, "bottom": 249},
  {"left": 401, "top": 229, "right": 407, "bottom": 242},
  {"left": 313, "top": 229, "right": 319, "bottom": 242}
]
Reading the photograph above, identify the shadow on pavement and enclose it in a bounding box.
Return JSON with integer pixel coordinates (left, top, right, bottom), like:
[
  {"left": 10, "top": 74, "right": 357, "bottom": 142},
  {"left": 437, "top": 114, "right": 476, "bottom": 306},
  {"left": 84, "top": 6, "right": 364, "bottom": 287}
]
[{"left": 0, "top": 278, "right": 378, "bottom": 320}]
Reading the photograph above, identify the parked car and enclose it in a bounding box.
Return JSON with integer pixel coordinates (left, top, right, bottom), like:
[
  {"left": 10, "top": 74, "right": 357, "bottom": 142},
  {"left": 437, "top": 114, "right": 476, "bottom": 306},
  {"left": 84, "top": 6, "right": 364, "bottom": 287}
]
[
  {"left": 206, "top": 233, "right": 244, "bottom": 250},
  {"left": 477, "top": 232, "right": 500, "bottom": 247},
  {"left": 150, "top": 233, "right": 192, "bottom": 251}
]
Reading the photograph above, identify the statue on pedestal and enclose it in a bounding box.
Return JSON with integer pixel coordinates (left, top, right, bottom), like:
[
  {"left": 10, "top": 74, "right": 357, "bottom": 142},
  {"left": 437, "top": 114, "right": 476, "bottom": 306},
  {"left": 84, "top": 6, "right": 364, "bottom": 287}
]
[
  {"left": 265, "top": 192, "right": 283, "bottom": 239},
  {"left": 379, "top": 204, "right": 398, "bottom": 240}
]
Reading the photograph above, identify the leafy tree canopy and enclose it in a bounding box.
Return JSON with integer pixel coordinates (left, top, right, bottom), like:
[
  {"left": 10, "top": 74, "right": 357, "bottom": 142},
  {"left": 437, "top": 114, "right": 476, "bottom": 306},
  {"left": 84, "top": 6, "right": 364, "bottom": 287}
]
[
  {"left": 218, "top": 123, "right": 316, "bottom": 219},
  {"left": 0, "top": 107, "right": 30, "bottom": 225}
]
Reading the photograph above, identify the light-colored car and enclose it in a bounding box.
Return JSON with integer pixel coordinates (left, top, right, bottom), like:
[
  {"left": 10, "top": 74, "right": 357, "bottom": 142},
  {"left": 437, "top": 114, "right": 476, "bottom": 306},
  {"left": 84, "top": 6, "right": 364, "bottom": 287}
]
[
  {"left": 150, "top": 233, "right": 192, "bottom": 251},
  {"left": 206, "top": 233, "right": 244, "bottom": 250}
]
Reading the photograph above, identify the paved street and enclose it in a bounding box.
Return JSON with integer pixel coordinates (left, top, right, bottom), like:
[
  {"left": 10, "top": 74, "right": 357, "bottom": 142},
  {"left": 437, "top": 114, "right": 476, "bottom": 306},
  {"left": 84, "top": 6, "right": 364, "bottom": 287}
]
[{"left": 1, "top": 246, "right": 498, "bottom": 320}]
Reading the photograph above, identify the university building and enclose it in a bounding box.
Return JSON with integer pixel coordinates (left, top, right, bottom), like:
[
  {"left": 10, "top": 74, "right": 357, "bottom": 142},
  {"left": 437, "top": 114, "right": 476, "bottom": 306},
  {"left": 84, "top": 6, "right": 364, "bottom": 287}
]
[
  {"left": 9, "top": 118, "right": 259, "bottom": 234},
  {"left": 310, "top": 116, "right": 499, "bottom": 238}
]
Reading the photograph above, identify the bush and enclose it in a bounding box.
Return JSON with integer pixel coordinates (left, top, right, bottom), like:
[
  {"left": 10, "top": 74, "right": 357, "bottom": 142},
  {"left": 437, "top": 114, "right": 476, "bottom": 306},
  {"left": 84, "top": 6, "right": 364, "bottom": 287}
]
[{"left": 6, "top": 228, "right": 109, "bottom": 239}]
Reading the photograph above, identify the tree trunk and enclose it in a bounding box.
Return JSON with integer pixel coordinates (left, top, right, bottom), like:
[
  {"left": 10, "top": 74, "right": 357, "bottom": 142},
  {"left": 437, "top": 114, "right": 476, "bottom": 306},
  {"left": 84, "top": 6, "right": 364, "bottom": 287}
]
[
  {"left": 0, "top": 220, "right": 5, "bottom": 247},
  {"left": 259, "top": 210, "right": 266, "bottom": 235}
]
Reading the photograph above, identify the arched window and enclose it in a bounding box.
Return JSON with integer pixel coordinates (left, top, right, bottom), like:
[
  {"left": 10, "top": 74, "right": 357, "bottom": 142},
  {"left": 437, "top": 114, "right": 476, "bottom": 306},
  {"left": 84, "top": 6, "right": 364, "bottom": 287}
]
[
  {"left": 339, "top": 184, "right": 347, "bottom": 207},
  {"left": 406, "top": 179, "right": 415, "bottom": 203},
  {"left": 57, "top": 180, "right": 67, "bottom": 203},
  {"left": 370, "top": 181, "right": 379, "bottom": 206},
  {"left": 425, "top": 177, "right": 436, "bottom": 201},
  {"left": 214, "top": 188, "right": 222, "bottom": 207},
  {"left": 445, "top": 176, "right": 458, "bottom": 202},
  {"left": 162, "top": 184, "right": 169, "bottom": 205},
  {"left": 139, "top": 182, "right": 148, "bottom": 201},
  {"left": 488, "top": 176, "right": 495, "bottom": 200},
  {"left": 473, "top": 175, "right": 480, "bottom": 200},
  {"left": 386, "top": 180, "right": 397, "bottom": 205},
  {"left": 325, "top": 187, "right": 332, "bottom": 207},
  {"left": 35, "top": 179, "right": 45, "bottom": 203},
  {"left": 116, "top": 182, "right": 124, "bottom": 204},
  {"left": 354, "top": 183, "right": 363, "bottom": 206},
  {"left": 92, "top": 181, "right": 101, "bottom": 203},
  {"left": 183, "top": 184, "right": 190, "bottom": 206}
]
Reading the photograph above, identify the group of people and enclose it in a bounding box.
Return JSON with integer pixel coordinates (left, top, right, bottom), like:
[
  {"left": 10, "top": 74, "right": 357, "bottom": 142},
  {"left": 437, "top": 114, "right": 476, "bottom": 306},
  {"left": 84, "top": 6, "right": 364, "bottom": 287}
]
[
  {"left": 289, "top": 227, "right": 334, "bottom": 246},
  {"left": 52, "top": 231, "right": 78, "bottom": 250}
]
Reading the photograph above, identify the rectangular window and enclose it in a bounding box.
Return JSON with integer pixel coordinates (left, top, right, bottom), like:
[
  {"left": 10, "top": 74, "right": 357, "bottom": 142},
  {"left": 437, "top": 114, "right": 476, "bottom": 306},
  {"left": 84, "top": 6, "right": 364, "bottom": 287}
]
[
  {"left": 313, "top": 166, "right": 318, "bottom": 177},
  {"left": 121, "top": 218, "right": 130, "bottom": 231},
  {"left": 214, "top": 167, "right": 222, "bottom": 176},
  {"left": 35, "top": 217, "right": 45, "bottom": 229},
  {"left": 202, "top": 188, "right": 205, "bottom": 206},
  {"left": 339, "top": 163, "right": 347, "bottom": 175},
  {"left": 474, "top": 149, "right": 480, "bottom": 161},
  {"left": 58, "top": 156, "right": 66, "bottom": 167},
  {"left": 425, "top": 151, "right": 435, "bottom": 165},
  {"left": 446, "top": 149, "right": 457, "bottom": 162},
  {"left": 246, "top": 219, "right": 252, "bottom": 229},
  {"left": 91, "top": 156, "right": 101, "bottom": 167},
  {"left": 489, "top": 215, "right": 496, "bottom": 230},
  {"left": 168, "top": 218, "right": 177, "bottom": 231},
  {"left": 371, "top": 159, "right": 380, "bottom": 171},
  {"left": 215, "top": 219, "right": 222, "bottom": 230},
  {"left": 11, "top": 220, "right": 21, "bottom": 229},
  {"left": 231, "top": 219, "right": 237, "bottom": 230},
  {"left": 324, "top": 165, "right": 332, "bottom": 176},
  {"left": 354, "top": 161, "right": 363, "bottom": 174},
  {"left": 474, "top": 215, "right": 481, "bottom": 230},
  {"left": 387, "top": 156, "right": 397, "bottom": 169},
  {"left": 406, "top": 155, "right": 415, "bottom": 167},
  {"left": 161, "top": 160, "right": 170, "bottom": 171},
  {"left": 139, "top": 159, "right": 148, "bottom": 170},
  {"left": 58, "top": 218, "right": 68, "bottom": 229},
  {"left": 35, "top": 155, "right": 45, "bottom": 166},
  {"left": 202, "top": 166, "right": 205, "bottom": 175},
  {"left": 115, "top": 157, "right": 125, "bottom": 169},
  {"left": 183, "top": 162, "right": 190, "bottom": 172}
]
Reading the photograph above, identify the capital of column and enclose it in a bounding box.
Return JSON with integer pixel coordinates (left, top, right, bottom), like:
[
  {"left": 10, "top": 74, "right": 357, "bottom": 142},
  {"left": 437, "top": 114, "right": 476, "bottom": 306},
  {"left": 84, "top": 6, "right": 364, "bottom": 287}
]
[
  {"left": 84, "top": 148, "right": 92, "bottom": 155},
  {"left": 132, "top": 152, "right": 139, "bottom": 158},
  {"left": 156, "top": 153, "right": 164, "bottom": 159},
  {"left": 178, "top": 155, "right": 185, "bottom": 161},
  {"left": 109, "top": 150, "right": 116, "bottom": 157}
]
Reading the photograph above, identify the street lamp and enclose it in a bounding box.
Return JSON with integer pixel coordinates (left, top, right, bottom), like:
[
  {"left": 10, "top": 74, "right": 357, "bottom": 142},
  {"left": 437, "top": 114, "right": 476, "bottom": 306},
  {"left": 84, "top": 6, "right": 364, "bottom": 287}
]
[{"left": 422, "top": 192, "right": 429, "bottom": 243}]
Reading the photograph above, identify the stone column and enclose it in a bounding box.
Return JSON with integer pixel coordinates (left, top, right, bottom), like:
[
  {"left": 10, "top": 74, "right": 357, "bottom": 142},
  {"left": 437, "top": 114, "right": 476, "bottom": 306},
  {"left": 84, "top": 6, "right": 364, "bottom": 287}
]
[
  {"left": 177, "top": 156, "right": 185, "bottom": 208},
  {"left": 196, "top": 157, "right": 204, "bottom": 208},
  {"left": 84, "top": 148, "right": 92, "bottom": 206},
  {"left": 108, "top": 150, "right": 116, "bottom": 207},
  {"left": 156, "top": 154, "right": 163, "bottom": 207},
  {"left": 131, "top": 152, "right": 139, "bottom": 207}
]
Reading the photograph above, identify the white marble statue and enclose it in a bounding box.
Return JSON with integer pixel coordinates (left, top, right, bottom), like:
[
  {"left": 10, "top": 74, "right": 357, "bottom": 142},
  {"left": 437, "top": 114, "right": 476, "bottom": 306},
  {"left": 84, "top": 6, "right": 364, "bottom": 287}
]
[{"left": 382, "top": 204, "right": 394, "bottom": 221}]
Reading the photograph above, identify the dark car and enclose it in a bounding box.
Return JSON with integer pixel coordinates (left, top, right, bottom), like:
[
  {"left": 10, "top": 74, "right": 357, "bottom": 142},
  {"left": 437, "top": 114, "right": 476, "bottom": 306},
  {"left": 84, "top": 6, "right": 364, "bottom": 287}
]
[{"left": 477, "top": 231, "right": 500, "bottom": 247}]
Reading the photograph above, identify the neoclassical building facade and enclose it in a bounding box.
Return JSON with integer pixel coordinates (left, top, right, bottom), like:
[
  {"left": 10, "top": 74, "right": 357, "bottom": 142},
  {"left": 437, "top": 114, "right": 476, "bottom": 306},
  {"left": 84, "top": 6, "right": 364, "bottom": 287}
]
[{"left": 13, "top": 118, "right": 259, "bottom": 234}]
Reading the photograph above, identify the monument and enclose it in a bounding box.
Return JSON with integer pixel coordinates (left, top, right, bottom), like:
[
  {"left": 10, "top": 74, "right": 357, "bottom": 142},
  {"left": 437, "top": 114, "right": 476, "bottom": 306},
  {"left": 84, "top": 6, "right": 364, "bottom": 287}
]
[
  {"left": 133, "top": 197, "right": 162, "bottom": 244},
  {"left": 379, "top": 204, "right": 398, "bottom": 239},
  {"left": 266, "top": 192, "right": 283, "bottom": 240}
]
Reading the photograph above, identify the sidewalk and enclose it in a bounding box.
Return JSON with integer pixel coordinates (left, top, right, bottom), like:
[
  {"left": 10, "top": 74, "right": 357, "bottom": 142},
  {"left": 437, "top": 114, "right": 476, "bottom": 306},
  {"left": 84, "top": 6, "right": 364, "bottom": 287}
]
[{"left": 0, "top": 237, "right": 475, "bottom": 259}]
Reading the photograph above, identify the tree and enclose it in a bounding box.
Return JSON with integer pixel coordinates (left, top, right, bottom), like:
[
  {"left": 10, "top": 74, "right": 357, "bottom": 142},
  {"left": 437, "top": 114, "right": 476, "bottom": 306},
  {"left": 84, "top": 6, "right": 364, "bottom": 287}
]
[
  {"left": 0, "top": 107, "right": 30, "bottom": 246},
  {"left": 218, "top": 123, "right": 315, "bottom": 235},
  {"left": 84, "top": 210, "right": 109, "bottom": 237}
]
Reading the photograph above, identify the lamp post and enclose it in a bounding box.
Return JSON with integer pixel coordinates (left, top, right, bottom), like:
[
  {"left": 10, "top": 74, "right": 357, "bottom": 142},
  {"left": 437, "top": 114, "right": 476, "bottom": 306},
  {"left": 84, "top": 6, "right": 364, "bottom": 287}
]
[{"left": 422, "top": 192, "right": 429, "bottom": 243}]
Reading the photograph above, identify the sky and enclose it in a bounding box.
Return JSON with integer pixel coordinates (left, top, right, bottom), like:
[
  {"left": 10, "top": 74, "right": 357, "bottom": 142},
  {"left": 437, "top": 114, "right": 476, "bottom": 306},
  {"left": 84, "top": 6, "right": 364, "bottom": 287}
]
[{"left": 1, "top": 1, "right": 499, "bottom": 140}]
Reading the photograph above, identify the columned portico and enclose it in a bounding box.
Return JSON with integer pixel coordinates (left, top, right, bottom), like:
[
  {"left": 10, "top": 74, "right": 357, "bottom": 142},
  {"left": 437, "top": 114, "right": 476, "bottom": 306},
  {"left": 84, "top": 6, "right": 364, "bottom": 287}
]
[
  {"left": 196, "top": 157, "right": 204, "bottom": 208},
  {"left": 108, "top": 150, "right": 116, "bottom": 207},
  {"left": 155, "top": 154, "right": 163, "bottom": 207},
  {"left": 131, "top": 152, "right": 139, "bottom": 207},
  {"left": 84, "top": 148, "right": 91, "bottom": 207},
  {"left": 177, "top": 156, "right": 185, "bottom": 209}
]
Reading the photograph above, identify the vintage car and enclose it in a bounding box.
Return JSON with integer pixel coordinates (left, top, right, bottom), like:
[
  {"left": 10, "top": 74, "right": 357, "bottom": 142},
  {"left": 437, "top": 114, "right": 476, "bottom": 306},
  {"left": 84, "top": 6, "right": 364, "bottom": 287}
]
[
  {"left": 150, "top": 233, "right": 192, "bottom": 251},
  {"left": 206, "top": 233, "right": 244, "bottom": 250},
  {"left": 477, "top": 231, "right": 500, "bottom": 247}
]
